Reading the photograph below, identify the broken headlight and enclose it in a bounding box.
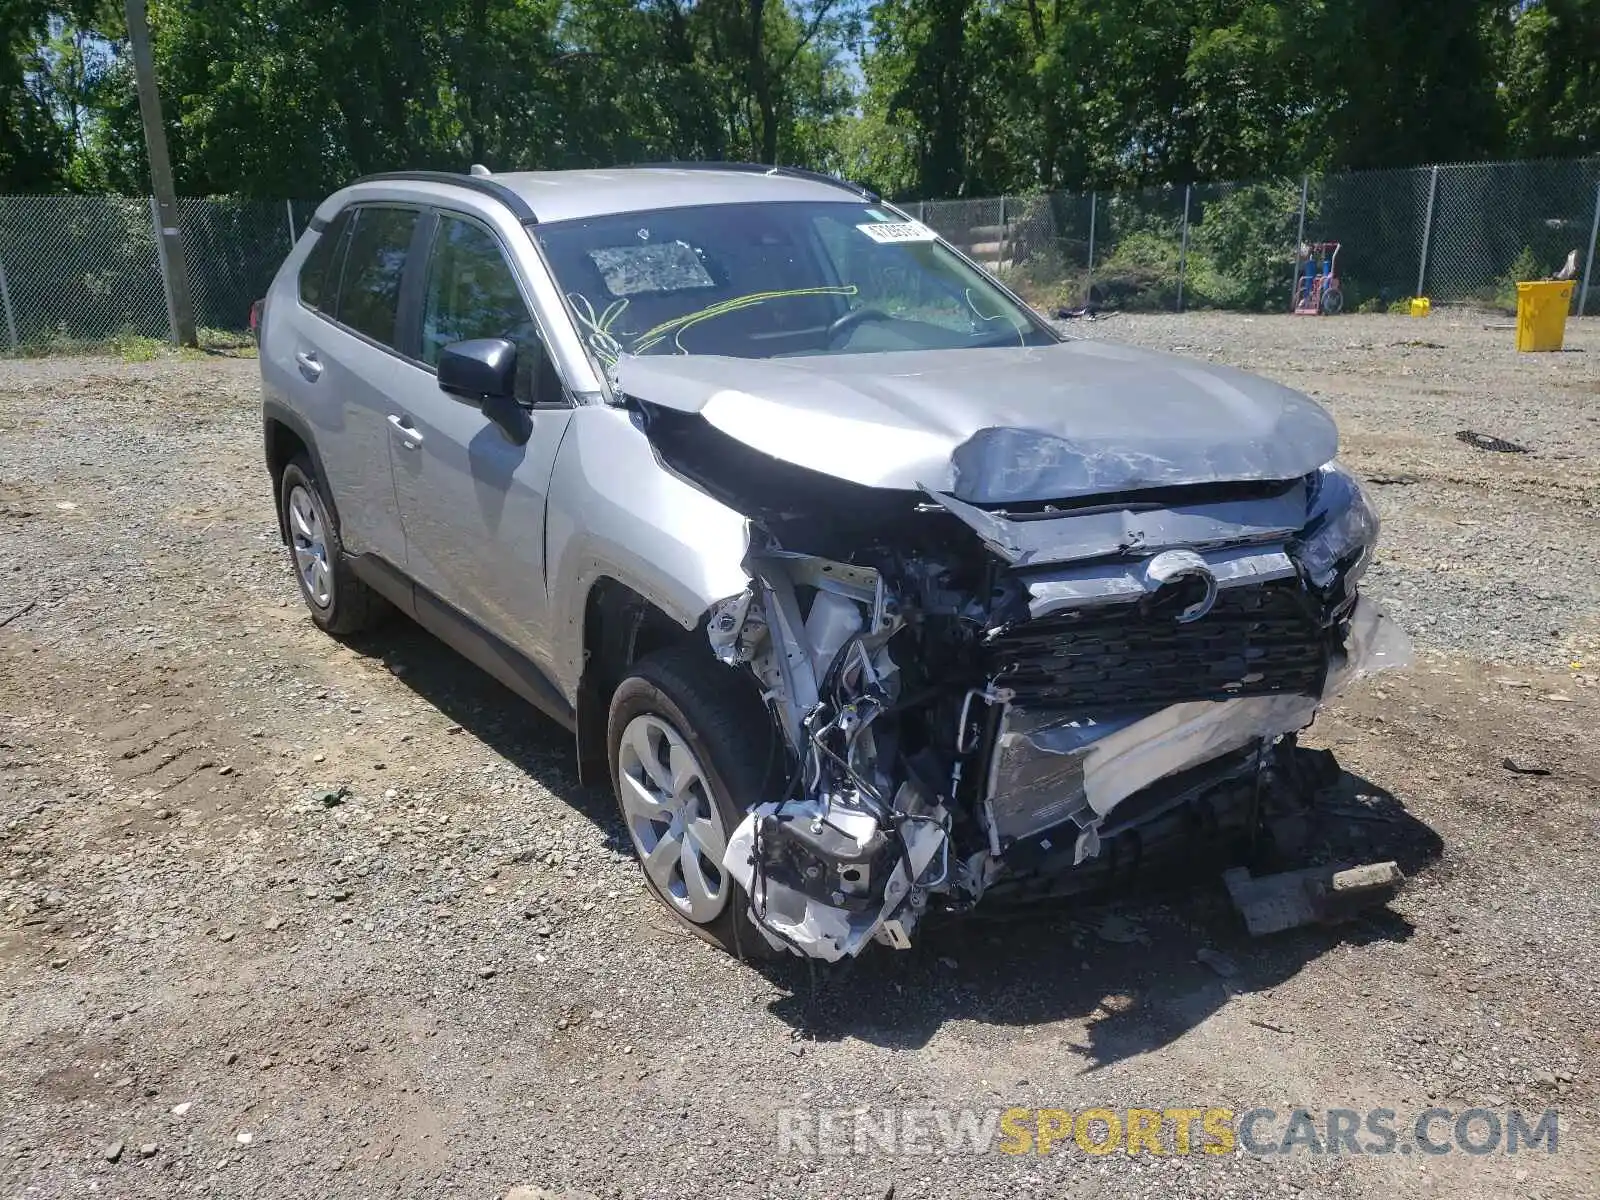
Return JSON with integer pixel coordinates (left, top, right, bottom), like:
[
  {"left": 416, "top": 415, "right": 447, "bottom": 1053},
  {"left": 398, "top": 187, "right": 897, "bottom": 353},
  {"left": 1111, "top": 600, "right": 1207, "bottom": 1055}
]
[{"left": 1296, "top": 462, "right": 1379, "bottom": 592}]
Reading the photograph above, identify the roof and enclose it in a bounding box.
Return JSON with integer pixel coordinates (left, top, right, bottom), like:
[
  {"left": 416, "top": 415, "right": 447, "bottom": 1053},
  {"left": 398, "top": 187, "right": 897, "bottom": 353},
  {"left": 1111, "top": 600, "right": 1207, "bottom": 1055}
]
[{"left": 356, "top": 165, "right": 872, "bottom": 225}]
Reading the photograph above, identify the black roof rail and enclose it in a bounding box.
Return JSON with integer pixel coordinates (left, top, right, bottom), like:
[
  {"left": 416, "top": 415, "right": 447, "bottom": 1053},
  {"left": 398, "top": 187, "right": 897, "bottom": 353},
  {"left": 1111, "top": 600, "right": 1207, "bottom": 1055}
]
[
  {"left": 623, "top": 160, "right": 880, "bottom": 201},
  {"left": 350, "top": 170, "right": 540, "bottom": 224}
]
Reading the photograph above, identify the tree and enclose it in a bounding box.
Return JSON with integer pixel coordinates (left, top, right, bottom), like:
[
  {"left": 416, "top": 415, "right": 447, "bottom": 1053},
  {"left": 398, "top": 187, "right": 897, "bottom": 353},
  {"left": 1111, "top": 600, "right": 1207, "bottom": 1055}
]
[
  {"left": 1181, "top": 1, "right": 1325, "bottom": 181},
  {"left": 1319, "top": 0, "right": 1506, "bottom": 170},
  {"left": 0, "top": 2, "right": 121, "bottom": 191},
  {"left": 1, "top": 0, "right": 1592, "bottom": 202},
  {"left": 865, "top": 0, "right": 976, "bottom": 198},
  {"left": 3, "top": 0, "right": 865, "bottom": 195},
  {"left": 1502, "top": 0, "right": 1600, "bottom": 158}
]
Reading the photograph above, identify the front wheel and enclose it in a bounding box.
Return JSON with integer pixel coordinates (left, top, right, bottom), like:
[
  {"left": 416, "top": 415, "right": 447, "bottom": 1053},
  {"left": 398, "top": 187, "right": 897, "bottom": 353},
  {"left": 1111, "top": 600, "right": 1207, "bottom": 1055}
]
[{"left": 606, "top": 648, "right": 784, "bottom": 958}]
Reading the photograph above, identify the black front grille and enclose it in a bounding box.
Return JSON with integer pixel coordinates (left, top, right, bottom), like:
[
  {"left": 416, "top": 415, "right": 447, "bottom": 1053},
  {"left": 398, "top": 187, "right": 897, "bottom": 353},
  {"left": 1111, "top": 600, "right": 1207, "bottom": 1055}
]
[{"left": 985, "top": 584, "right": 1330, "bottom": 710}]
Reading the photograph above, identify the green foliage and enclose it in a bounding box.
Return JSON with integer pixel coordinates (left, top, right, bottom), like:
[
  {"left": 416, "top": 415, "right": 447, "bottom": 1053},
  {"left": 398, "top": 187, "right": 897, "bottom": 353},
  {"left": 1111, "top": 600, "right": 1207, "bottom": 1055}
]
[
  {"left": 1318, "top": 0, "right": 1507, "bottom": 170},
  {"left": 3, "top": 0, "right": 866, "bottom": 195},
  {"left": 1498, "top": 0, "right": 1600, "bottom": 160},
  {"left": 850, "top": 0, "right": 1525, "bottom": 199},
  {"left": 105, "top": 329, "right": 165, "bottom": 361},
  {"left": 1191, "top": 181, "right": 1303, "bottom": 310},
  {"left": 1503, "top": 245, "right": 1546, "bottom": 286},
  {"left": 1495, "top": 245, "right": 1547, "bottom": 311},
  {"left": 1001, "top": 247, "right": 1087, "bottom": 312},
  {"left": 1, "top": 2, "right": 120, "bottom": 191},
  {"left": 1094, "top": 231, "right": 1184, "bottom": 311},
  {"left": 8, "top": 323, "right": 256, "bottom": 360},
  {"left": 1, "top": 0, "right": 1597, "bottom": 273}
]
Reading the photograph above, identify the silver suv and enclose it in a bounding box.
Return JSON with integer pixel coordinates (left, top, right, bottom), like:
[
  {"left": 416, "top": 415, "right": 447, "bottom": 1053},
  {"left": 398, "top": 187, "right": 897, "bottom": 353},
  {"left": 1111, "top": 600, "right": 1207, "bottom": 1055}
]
[{"left": 260, "top": 164, "right": 1406, "bottom": 961}]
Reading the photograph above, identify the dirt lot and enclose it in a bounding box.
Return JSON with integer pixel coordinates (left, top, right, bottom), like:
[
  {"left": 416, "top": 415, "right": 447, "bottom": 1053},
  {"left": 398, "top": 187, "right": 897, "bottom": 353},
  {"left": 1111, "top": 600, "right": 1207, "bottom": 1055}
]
[{"left": 2, "top": 313, "right": 1598, "bottom": 1199}]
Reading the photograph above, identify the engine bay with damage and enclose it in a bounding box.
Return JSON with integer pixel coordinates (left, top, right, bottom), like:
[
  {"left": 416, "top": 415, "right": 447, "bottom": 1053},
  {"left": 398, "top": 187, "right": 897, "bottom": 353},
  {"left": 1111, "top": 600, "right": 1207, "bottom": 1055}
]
[{"left": 622, "top": 349, "right": 1411, "bottom": 961}]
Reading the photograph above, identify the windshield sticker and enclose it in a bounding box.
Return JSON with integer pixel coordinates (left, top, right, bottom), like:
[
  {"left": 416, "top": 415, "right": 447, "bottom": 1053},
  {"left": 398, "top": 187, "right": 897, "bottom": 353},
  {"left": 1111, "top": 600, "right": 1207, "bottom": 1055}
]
[{"left": 856, "top": 220, "right": 938, "bottom": 245}]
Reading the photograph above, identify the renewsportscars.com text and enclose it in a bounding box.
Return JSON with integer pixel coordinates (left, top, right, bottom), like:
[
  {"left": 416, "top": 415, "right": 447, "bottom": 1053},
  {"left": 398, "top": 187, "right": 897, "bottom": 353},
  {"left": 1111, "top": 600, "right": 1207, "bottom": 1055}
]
[{"left": 775, "top": 1106, "right": 1560, "bottom": 1158}]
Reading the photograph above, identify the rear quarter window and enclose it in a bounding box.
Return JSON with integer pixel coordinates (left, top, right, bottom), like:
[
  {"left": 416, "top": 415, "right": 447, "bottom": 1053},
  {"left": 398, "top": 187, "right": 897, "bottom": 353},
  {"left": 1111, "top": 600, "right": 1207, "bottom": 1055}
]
[{"left": 297, "top": 209, "right": 352, "bottom": 313}]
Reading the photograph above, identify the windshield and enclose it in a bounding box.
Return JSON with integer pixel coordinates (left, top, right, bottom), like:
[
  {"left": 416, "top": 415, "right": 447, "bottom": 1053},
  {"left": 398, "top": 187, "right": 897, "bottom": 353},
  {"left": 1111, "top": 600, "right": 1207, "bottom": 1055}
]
[{"left": 533, "top": 201, "right": 1055, "bottom": 367}]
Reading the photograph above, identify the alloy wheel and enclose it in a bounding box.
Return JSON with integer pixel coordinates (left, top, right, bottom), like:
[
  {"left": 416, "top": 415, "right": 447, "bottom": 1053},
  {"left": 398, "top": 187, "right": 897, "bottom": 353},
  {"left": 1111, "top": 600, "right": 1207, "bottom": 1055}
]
[
  {"left": 287, "top": 484, "right": 333, "bottom": 608},
  {"left": 615, "top": 713, "right": 729, "bottom": 924}
]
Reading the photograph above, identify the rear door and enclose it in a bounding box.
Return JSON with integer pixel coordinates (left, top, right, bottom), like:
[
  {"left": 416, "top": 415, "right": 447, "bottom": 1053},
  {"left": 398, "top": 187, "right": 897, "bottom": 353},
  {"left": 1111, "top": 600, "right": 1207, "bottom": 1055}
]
[
  {"left": 282, "top": 204, "right": 423, "bottom": 564},
  {"left": 388, "top": 209, "right": 574, "bottom": 662}
]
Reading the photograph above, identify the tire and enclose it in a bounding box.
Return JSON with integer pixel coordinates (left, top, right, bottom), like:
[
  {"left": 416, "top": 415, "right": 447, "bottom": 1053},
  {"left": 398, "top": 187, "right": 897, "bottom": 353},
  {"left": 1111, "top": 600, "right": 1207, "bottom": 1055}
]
[
  {"left": 607, "top": 647, "right": 785, "bottom": 959},
  {"left": 1320, "top": 284, "right": 1345, "bottom": 315},
  {"left": 279, "top": 454, "right": 387, "bottom": 635}
]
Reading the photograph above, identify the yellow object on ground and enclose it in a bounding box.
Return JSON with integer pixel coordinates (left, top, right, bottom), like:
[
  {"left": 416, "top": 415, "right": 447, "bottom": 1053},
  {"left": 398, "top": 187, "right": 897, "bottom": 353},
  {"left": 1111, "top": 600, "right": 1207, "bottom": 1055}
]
[
  {"left": 1409, "top": 297, "right": 1431, "bottom": 317},
  {"left": 1515, "top": 280, "right": 1575, "bottom": 352}
]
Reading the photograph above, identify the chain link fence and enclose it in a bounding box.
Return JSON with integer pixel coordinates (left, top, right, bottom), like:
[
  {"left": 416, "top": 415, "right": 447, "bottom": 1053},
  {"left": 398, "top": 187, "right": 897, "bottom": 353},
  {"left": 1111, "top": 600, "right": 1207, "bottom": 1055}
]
[
  {"left": 2, "top": 158, "right": 1598, "bottom": 352},
  {"left": 1302, "top": 167, "right": 1435, "bottom": 307},
  {"left": 0, "top": 194, "right": 167, "bottom": 349},
  {"left": 918, "top": 157, "right": 1600, "bottom": 319},
  {"left": 1423, "top": 159, "right": 1600, "bottom": 309},
  {"left": 0, "top": 194, "right": 315, "bottom": 352},
  {"left": 176, "top": 197, "right": 312, "bottom": 336}
]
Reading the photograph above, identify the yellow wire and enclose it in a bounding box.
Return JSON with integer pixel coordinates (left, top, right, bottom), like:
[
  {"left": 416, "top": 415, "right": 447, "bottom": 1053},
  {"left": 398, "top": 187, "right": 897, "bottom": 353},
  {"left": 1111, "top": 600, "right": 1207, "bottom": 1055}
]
[{"left": 631, "top": 285, "right": 858, "bottom": 355}]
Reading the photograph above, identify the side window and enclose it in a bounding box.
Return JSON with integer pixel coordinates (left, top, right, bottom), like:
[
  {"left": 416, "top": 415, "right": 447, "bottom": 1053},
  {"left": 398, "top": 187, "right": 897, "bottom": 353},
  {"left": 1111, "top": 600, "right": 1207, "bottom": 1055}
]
[
  {"left": 298, "top": 209, "right": 352, "bottom": 313},
  {"left": 337, "top": 206, "right": 419, "bottom": 347},
  {"left": 421, "top": 214, "right": 535, "bottom": 367}
]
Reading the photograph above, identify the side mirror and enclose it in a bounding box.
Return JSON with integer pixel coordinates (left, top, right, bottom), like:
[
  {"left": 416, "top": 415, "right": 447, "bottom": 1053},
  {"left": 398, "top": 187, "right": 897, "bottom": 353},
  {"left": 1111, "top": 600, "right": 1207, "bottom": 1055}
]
[
  {"left": 438, "top": 338, "right": 517, "bottom": 401},
  {"left": 438, "top": 337, "right": 531, "bottom": 445}
]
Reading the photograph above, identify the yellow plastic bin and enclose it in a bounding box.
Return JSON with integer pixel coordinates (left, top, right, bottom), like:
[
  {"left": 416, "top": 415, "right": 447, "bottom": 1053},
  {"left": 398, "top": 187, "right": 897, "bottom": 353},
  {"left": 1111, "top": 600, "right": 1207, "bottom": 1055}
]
[{"left": 1515, "top": 280, "right": 1575, "bottom": 352}]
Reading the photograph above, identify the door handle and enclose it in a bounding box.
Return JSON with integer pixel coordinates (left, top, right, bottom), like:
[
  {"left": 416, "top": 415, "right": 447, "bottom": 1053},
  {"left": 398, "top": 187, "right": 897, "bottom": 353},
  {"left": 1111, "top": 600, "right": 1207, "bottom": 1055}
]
[
  {"left": 295, "top": 350, "right": 323, "bottom": 380},
  {"left": 387, "top": 413, "right": 423, "bottom": 450}
]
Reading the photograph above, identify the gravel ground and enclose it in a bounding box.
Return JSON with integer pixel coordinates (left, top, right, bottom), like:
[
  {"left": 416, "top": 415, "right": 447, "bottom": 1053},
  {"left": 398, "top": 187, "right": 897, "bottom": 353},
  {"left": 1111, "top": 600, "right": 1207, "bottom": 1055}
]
[
  {"left": 1068, "top": 312, "right": 1600, "bottom": 667},
  {"left": 2, "top": 316, "right": 1598, "bottom": 1199}
]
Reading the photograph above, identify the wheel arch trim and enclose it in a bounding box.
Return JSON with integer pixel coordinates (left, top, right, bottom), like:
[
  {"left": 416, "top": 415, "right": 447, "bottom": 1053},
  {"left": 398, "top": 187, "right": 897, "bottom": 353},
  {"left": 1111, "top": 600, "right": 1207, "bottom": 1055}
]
[{"left": 263, "top": 399, "right": 338, "bottom": 543}]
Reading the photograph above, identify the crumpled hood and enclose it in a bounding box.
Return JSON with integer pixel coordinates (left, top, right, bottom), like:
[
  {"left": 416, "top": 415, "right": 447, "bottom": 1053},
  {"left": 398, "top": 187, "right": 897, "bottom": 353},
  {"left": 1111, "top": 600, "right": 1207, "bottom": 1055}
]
[{"left": 617, "top": 340, "right": 1339, "bottom": 504}]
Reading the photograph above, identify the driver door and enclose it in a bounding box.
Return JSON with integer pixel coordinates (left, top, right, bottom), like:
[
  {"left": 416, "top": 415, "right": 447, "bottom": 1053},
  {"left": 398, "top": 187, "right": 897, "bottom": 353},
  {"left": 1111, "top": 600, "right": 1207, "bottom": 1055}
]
[{"left": 389, "top": 210, "right": 573, "bottom": 663}]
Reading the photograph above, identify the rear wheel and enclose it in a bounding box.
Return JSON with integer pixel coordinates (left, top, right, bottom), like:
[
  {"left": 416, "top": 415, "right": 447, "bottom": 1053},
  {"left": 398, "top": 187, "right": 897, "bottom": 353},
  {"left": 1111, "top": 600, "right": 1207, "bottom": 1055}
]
[
  {"left": 279, "top": 455, "right": 387, "bottom": 635},
  {"left": 1320, "top": 283, "right": 1345, "bottom": 315},
  {"left": 607, "top": 647, "right": 784, "bottom": 959}
]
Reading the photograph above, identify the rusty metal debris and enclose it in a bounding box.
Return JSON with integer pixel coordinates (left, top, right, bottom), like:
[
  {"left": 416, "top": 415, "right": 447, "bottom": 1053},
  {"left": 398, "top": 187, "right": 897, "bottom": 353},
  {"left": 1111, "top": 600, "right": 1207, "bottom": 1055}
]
[
  {"left": 1455, "top": 429, "right": 1529, "bottom": 454},
  {"left": 1502, "top": 756, "right": 1552, "bottom": 776}
]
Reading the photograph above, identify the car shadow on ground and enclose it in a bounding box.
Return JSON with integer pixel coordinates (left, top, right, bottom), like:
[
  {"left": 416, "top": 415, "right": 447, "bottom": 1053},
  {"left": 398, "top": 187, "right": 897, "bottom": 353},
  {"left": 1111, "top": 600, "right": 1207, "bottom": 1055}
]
[
  {"left": 350, "top": 625, "right": 1442, "bottom": 1070},
  {"left": 758, "top": 768, "right": 1443, "bottom": 1066},
  {"left": 349, "top": 621, "right": 618, "bottom": 832}
]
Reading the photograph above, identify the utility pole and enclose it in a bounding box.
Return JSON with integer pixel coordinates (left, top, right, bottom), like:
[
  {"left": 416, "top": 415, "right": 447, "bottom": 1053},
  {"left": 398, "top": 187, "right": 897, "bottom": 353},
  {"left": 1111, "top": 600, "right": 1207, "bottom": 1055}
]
[
  {"left": 1415, "top": 164, "right": 1439, "bottom": 302},
  {"left": 1176, "top": 184, "right": 1192, "bottom": 312},
  {"left": 125, "top": 0, "right": 196, "bottom": 347}
]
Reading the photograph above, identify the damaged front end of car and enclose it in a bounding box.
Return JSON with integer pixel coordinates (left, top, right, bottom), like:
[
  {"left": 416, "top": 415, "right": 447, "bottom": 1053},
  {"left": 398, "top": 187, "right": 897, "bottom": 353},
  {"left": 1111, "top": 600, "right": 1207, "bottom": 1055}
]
[{"left": 621, "top": 353, "right": 1410, "bottom": 961}]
